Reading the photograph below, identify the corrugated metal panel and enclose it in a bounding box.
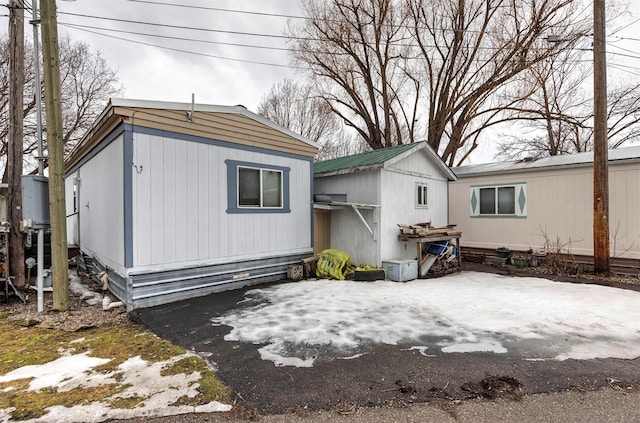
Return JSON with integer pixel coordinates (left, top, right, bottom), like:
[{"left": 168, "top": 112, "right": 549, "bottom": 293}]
[
  {"left": 314, "top": 142, "right": 420, "bottom": 174},
  {"left": 127, "top": 252, "right": 311, "bottom": 310},
  {"left": 454, "top": 145, "right": 640, "bottom": 177},
  {"left": 78, "top": 251, "right": 312, "bottom": 310}
]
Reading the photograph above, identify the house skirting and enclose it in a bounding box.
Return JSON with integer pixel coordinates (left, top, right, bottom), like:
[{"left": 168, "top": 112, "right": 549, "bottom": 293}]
[{"left": 77, "top": 252, "right": 313, "bottom": 311}]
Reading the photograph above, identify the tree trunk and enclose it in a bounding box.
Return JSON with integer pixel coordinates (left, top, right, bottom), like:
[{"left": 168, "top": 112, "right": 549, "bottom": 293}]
[{"left": 8, "top": 0, "right": 26, "bottom": 288}]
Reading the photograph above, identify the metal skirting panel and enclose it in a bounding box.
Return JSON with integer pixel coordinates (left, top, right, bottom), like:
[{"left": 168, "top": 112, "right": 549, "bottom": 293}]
[
  {"left": 74, "top": 253, "right": 128, "bottom": 305},
  {"left": 127, "top": 253, "right": 311, "bottom": 310}
]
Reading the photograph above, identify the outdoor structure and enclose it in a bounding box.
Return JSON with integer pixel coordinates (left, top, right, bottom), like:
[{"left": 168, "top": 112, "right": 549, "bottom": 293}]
[
  {"left": 64, "top": 98, "right": 318, "bottom": 310},
  {"left": 449, "top": 146, "right": 640, "bottom": 259},
  {"left": 313, "top": 142, "right": 456, "bottom": 266}
]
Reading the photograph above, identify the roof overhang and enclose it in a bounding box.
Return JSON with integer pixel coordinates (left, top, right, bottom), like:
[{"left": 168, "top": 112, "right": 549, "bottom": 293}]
[{"left": 315, "top": 142, "right": 457, "bottom": 181}]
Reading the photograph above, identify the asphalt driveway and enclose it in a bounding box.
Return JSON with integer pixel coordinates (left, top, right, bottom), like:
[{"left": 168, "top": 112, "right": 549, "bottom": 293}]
[{"left": 131, "top": 266, "right": 640, "bottom": 415}]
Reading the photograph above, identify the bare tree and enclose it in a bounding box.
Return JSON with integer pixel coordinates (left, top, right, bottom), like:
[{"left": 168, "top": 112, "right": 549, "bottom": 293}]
[
  {"left": 495, "top": 45, "right": 592, "bottom": 160},
  {"left": 290, "top": 0, "right": 420, "bottom": 151},
  {"left": 0, "top": 34, "right": 122, "bottom": 181},
  {"left": 496, "top": 45, "right": 640, "bottom": 160},
  {"left": 257, "top": 78, "right": 367, "bottom": 160},
  {"left": 406, "top": 0, "right": 589, "bottom": 166}
]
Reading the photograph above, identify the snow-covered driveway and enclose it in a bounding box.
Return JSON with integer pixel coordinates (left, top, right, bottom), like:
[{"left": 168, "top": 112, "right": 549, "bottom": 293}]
[{"left": 220, "top": 271, "right": 640, "bottom": 367}]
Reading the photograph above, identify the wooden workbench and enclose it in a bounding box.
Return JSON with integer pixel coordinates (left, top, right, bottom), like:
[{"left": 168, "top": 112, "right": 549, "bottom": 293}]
[{"left": 398, "top": 231, "right": 462, "bottom": 277}]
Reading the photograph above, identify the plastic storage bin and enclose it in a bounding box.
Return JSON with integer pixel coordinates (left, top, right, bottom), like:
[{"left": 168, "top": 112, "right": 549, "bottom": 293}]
[{"left": 382, "top": 259, "right": 418, "bottom": 282}]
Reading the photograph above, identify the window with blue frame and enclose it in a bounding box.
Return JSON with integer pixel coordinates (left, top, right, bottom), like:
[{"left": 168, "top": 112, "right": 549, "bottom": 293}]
[{"left": 226, "top": 159, "right": 290, "bottom": 213}]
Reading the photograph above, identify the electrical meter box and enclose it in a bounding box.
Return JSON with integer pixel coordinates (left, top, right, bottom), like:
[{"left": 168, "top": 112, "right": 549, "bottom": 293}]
[{"left": 22, "top": 175, "right": 50, "bottom": 229}]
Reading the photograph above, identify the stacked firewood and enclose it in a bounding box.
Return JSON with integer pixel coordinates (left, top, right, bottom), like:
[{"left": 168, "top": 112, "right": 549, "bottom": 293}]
[{"left": 397, "top": 222, "right": 457, "bottom": 237}]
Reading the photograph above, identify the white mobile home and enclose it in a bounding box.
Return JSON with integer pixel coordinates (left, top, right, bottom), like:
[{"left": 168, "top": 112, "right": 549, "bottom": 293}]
[
  {"left": 65, "top": 99, "right": 318, "bottom": 310},
  {"left": 449, "top": 146, "right": 640, "bottom": 259},
  {"left": 313, "top": 142, "right": 456, "bottom": 266}
]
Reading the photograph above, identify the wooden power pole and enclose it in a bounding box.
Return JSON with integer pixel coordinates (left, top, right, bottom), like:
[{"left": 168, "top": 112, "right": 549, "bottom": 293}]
[
  {"left": 40, "top": 0, "right": 69, "bottom": 310},
  {"left": 593, "top": 0, "right": 610, "bottom": 275},
  {"left": 8, "top": 0, "right": 26, "bottom": 289}
]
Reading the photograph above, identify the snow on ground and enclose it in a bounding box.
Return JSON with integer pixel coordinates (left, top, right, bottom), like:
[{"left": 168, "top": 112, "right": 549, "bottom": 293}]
[
  {"left": 221, "top": 271, "right": 640, "bottom": 367},
  {"left": 0, "top": 352, "right": 231, "bottom": 423}
]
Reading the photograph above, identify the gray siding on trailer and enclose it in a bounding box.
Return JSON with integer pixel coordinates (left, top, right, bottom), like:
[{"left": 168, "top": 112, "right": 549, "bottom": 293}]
[
  {"left": 131, "top": 131, "right": 313, "bottom": 273},
  {"left": 126, "top": 252, "right": 309, "bottom": 310},
  {"left": 75, "top": 135, "right": 126, "bottom": 274}
]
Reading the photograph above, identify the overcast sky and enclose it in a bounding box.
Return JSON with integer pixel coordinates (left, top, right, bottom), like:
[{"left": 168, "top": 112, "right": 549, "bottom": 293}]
[{"left": 2, "top": 0, "right": 640, "bottom": 164}]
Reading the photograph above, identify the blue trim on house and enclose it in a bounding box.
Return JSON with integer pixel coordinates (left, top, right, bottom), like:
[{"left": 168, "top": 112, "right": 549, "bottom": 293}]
[
  {"left": 225, "top": 159, "right": 291, "bottom": 214},
  {"left": 123, "top": 125, "right": 134, "bottom": 268},
  {"left": 133, "top": 125, "right": 314, "bottom": 163},
  {"left": 65, "top": 124, "right": 126, "bottom": 177}
]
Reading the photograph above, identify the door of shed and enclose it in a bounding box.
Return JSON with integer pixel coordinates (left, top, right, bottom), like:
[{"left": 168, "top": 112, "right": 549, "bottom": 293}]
[{"left": 313, "top": 209, "right": 331, "bottom": 256}]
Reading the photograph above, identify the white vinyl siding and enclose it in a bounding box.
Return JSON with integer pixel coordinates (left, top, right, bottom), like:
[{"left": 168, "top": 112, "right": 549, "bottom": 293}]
[
  {"left": 132, "top": 132, "right": 311, "bottom": 271},
  {"left": 74, "top": 135, "right": 125, "bottom": 274}
]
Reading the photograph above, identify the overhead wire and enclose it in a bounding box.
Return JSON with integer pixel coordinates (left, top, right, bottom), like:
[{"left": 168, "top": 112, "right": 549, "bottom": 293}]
[
  {"left": 58, "top": 11, "right": 308, "bottom": 40},
  {"left": 58, "top": 22, "right": 302, "bottom": 69},
  {"left": 124, "top": 0, "right": 307, "bottom": 20},
  {"left": 60, "top": 22, "right": 292, "bottom": 52}
]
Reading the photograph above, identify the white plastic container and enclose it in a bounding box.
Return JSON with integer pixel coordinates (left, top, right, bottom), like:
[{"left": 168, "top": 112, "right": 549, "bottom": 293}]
[{"left": 382, "top": 259, "right": 418, "bottom": 282}]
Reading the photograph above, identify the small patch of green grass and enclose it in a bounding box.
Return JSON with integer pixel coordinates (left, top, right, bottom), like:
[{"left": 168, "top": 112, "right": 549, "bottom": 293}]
[{"left": 0, "top": 324, "right": 71, "bottom": 373}]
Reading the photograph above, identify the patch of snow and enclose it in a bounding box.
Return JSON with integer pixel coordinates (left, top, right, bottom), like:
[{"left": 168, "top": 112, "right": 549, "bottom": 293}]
[
  {"left": 0, "top": 353, "right": 110, "bottom": 391},
  {"left": 337, "top": 353, "right": 367, "bottom": 360},
  {"left": 0, "top": 352, "right": 232, "bottom": 423},
  {"left": 221, "top": 272, "right": 640, "bottom": 367},
  {"left": 440, "top": 339, "right": 507, "bottom": 354},
  {"left": 403, "top": 346, "right": 435, "bottom": 357},
  {"left": 69, "top": 271, "right": 102, "bottom": 306}
]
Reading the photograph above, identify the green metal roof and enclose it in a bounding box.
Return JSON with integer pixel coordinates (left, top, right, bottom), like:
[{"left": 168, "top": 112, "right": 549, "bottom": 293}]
[{"left": 314, "top": 142, "right": 424, "bottom": 174}]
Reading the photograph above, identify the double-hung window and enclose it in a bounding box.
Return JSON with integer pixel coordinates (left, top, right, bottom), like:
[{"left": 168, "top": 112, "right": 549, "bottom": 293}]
[
  {"left": 226, "top": 160, "right": 290, "bottom": 213},
  {"left": 416, "top": 184, "right": 428, "bottom": 207}
]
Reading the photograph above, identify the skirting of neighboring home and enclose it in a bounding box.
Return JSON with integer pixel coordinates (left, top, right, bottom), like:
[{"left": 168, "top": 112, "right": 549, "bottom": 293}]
[
  {"left": 65, "top": 99, "right": 318, "bottom": 310},
  {"left": 450, "top": 146, "right": 640, "bottom": 260}
]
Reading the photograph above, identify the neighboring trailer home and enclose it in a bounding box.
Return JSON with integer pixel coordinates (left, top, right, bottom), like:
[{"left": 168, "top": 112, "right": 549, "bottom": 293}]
[
  {"left": 449, "top": 146, "right": 640, "bottom": 259},
  {"left": 313, "top": 142, "right": 456, "bottom": 266},
  {"left": 64, "top": 99, "right": 318, "bottom": 310}
]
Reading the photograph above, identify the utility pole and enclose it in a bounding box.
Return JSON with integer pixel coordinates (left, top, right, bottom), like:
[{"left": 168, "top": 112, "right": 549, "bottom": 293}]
[
  {"left": 593, "top": 0, "right": 610, "bottom": 275},
  {"left": 8, "top": 0, "right": 26, "bottom": 289},
  {"left": 40, "top": 0, "right": 69, "bottom": 310}
]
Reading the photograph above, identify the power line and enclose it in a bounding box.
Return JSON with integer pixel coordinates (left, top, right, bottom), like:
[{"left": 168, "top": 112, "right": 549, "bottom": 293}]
[
  {"left": 59, "top": 22, "right": 303, "bottom": 69},
  {"left": 125, "top": 0, "right": 307, "bottom": 20},
  {"left": 611, "top": 17, "right": 640, "bottom": 35},
  {"left": 605, "top": 44, "right": 640, "bottom": 61},
  {"left": 58, "top": 11, "right": 307, "bottom": 40},
  {"left": 609, "top": 63, "right": 640, "bottom": 78},
  {"left": 60, "top": 22, "right": 292, "bottom": 52}
]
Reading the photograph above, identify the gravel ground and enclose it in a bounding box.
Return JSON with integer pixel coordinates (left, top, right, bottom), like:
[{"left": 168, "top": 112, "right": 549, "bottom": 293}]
[
  {"left": 110, "top": 387, "right": 640, "bottom": 422},
  {"left": 2, "top": 269, "right": 127, "bottom": 331}
]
